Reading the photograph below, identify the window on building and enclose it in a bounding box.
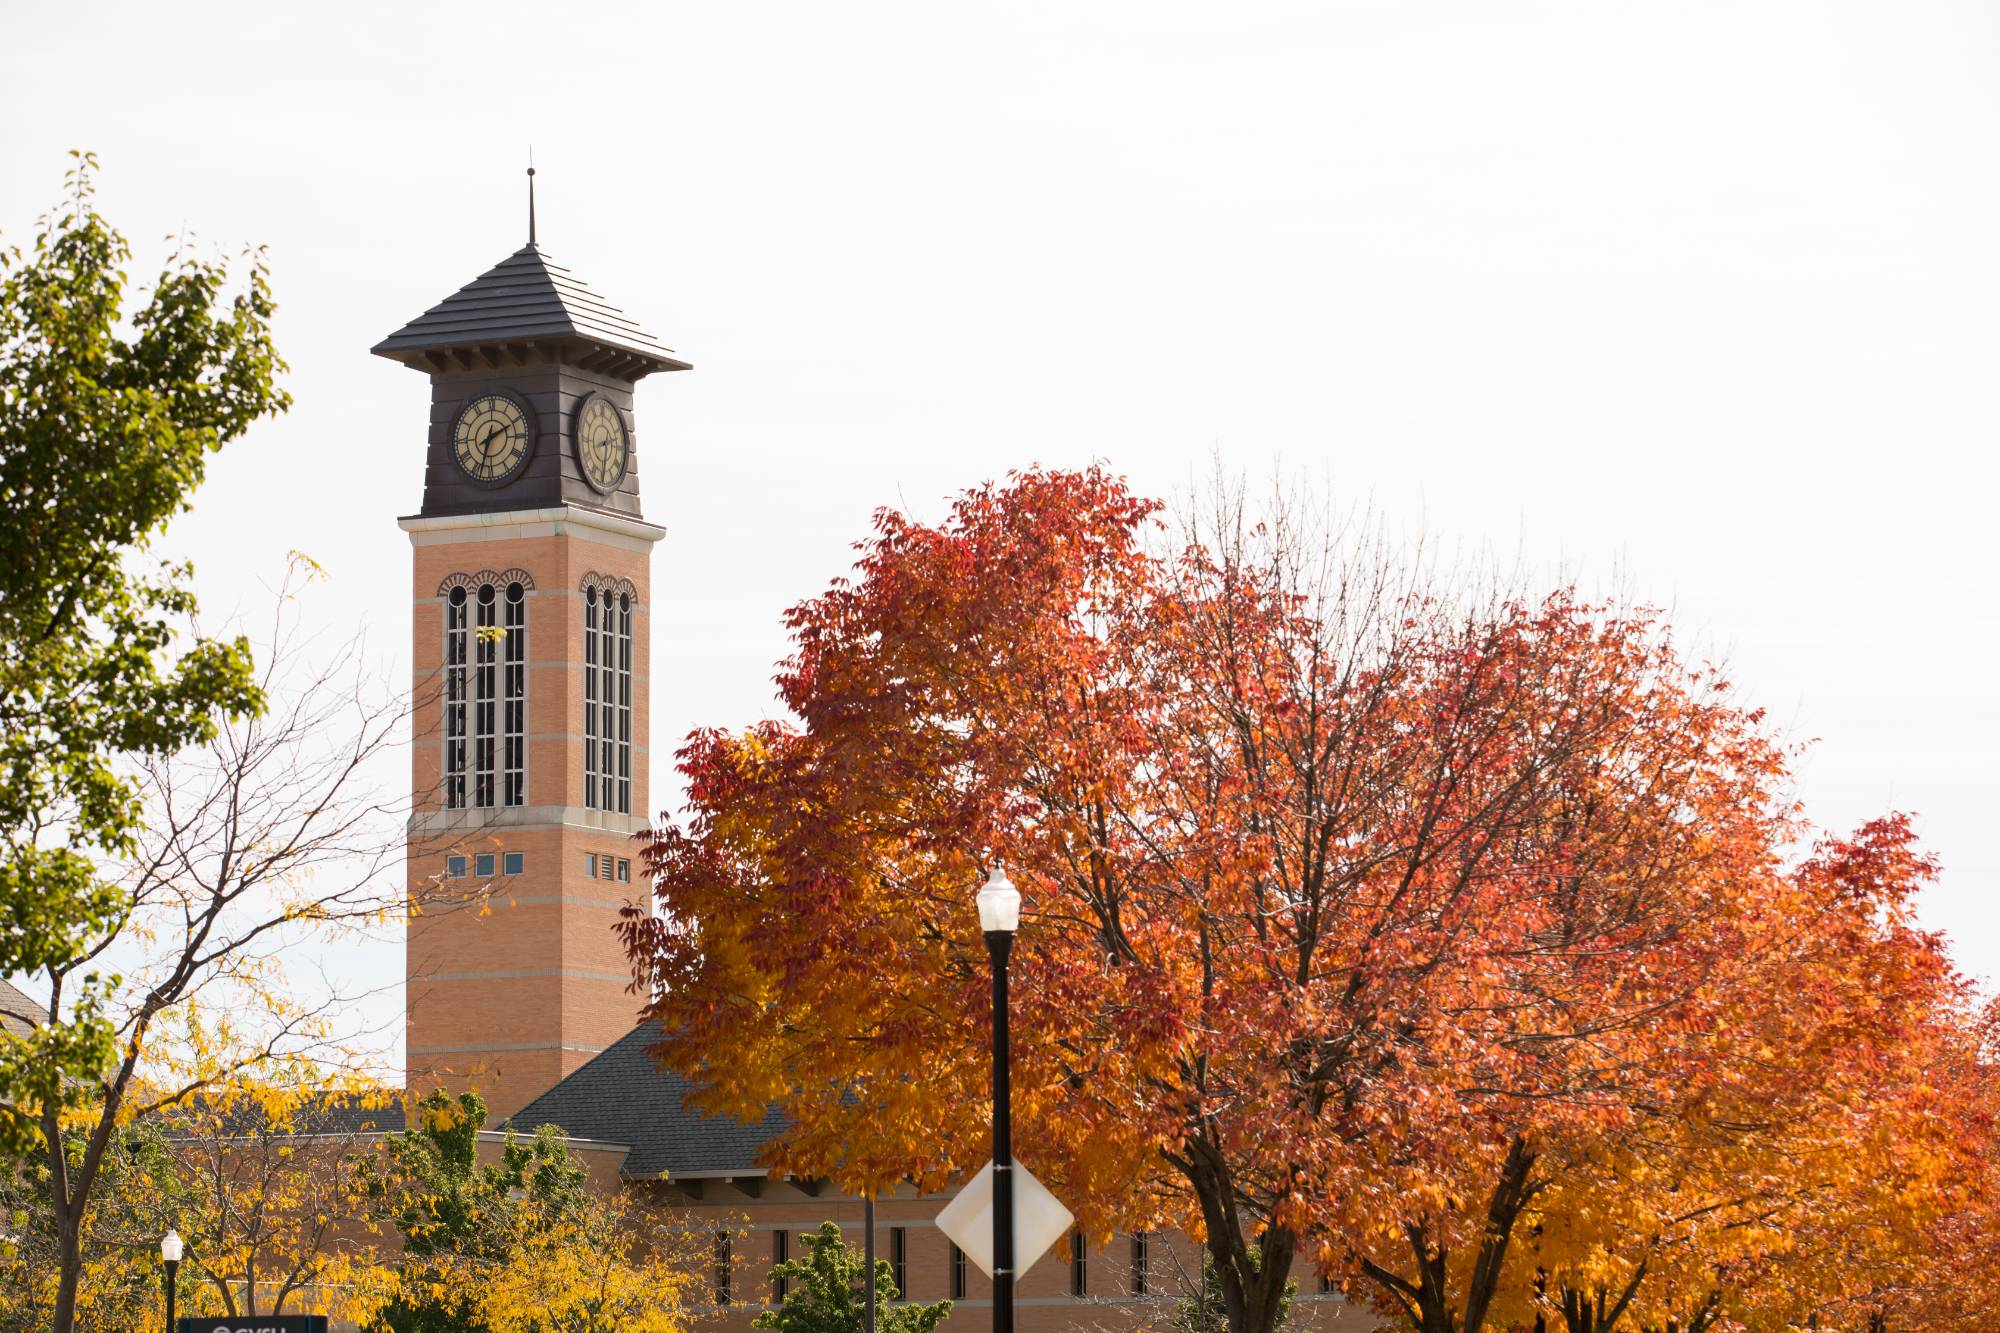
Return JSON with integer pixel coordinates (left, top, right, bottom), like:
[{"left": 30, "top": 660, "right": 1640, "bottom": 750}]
[
  {"left": 502, "top": 851, "right": 524, "bottom": 875},
  {"left": 583, "top": 586, "right": 633, "bottom": 814},
  {"left": 444, "top": 578, "right": 527, "bottom": 811},
  {"left": 445, "top": 855, "right": 467, "bottom": 878},
  {"left": 891, "top": 1227, "right": 906, "bottom": 1300},
  {"left": 475, "top": 853, "right": 495, "bottom": 877},
  {"left": 1071, "top": 1230, "right": 1087, "bottom": 1297},
  {"left": 445, "top": 587, "right": 467, "bottom": 808},
  {"left": 1319, "top": 1272, "right": 1334, "bottom": 1295},
  {"left": 585, "top": 853, "right": 598, "bottom": 878},
  {"left": 950, "top": 1243, "right": 966, "bottom": 1300},
  {"left": 617, "top": 857, "right": 631, "bottom": 882},
  {"left": 714, "top": 1231, "right": 732, "bottom": 1305},
  {"left": 1130, "top": 1232, "right": 1149, "bottom": 1297},
  {"left": 772, "top": 1230, "right": 789, "bottom": 1302}
]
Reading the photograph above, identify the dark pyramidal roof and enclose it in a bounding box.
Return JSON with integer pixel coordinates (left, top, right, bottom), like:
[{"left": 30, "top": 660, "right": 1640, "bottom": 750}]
[
  {"left": 372, "top": 245, "right": 690, "bottom": 377},
  {"left": 510, "top": 1021, "right": 787, "bottom": 1179}
]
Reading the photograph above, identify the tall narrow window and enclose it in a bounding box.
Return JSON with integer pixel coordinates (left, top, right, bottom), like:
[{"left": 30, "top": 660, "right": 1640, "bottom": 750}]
[
  {"left": 474, "top": 583, "right": 497, "bottom": 806},
  {"left": 583, "top": 579, "right": 633, "bottom": 813},
  {"left": 1130, "top": 1232, "right": 1149, "bottom": 1297},
  {"left": 616, "top": 591, "right": 632, "bottom": 813},
  {"left": 503, "top": 581, "right": 526, "bottom": 805},
  {"left": 772, "top": 1229, "right": 789, "bottom": 1301},
  {"left": 584, "top": 586, "right": 599, "bottom": 808},
  {"left": 443, "top": 574, "right": 528, "bottom": 811},
  {"left": 444, "top": 587, "right": 468, "bottom": 808},
  {"left": 890, "top": 1227, "right": 906, "bottom": 1300},
  {"left": 1070, "top": 1231, "right": 1087, "bottom": 1297},
  {"left": 950, "top": 1243, "right": 966, "bottom": 1300},
  {"left": 714, "top": 1231, "right": 732, "bottom": 1305}
]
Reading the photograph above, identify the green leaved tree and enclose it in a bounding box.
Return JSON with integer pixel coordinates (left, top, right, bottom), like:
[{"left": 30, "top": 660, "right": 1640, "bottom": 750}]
[
  {"left": 359, "top": 1089, "right": 591, "bottom": 1333},
  {"left": 0, "top": 151, "right": 290, "bottom": 1333},
  {"left": 754, "top": 1222, "right": 951, "bottom": 1333}
]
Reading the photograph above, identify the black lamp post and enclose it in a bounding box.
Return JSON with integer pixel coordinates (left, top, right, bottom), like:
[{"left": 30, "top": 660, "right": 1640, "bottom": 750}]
[
  {"left": 160, "top": 1229, "right": 183, "bottom": 1333},
  {"left": 976, "top": 868, "right": 1021, "bottom": 1333}
]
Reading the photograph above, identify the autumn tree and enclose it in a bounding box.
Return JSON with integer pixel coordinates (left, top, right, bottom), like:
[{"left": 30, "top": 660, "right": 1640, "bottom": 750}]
[
  {"left": 625, "top": 468, "right": 1868, "bottom": 1333},
  {"left": 360, "top": 1089, "right": 696, "bottom": 1333},
  {"left": 5, "top": 561, "right": 410, "bottom": 1333},
  {"left": 0, "top": 1115, "right": 190, "bottom": 1332},
  {"left": 160, "top": 1066, "right": 400, "bottom": 1322},
  {"left": 0, "top": 153, "right": 321, "bottom": 1333}
]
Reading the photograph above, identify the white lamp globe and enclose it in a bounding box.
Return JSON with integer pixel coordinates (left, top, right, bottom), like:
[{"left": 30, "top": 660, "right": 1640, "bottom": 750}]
[
  {"left": 976, "top": 868, "right": 1021, "bottom": 934},
  {"left": 160, "top": 1229, "right": 183, "bottom": 1263}
]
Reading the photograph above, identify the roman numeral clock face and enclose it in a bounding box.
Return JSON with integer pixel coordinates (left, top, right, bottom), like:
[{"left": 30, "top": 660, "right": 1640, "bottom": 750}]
[
  {"left": 452, "top": 394, "right": 534, "bottom": 483},
  {"left": 574, "top": 394, "right": 630, "bottom": 492}
]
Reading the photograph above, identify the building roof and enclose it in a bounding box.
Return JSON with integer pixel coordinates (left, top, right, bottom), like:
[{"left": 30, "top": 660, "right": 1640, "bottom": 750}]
[
  {"left": 371, "top": 244, "right": 692, "bottom": 379},
  {"left": 0, "top": 978, "right": 41, "bottom": 1039},
  {"left": 160, "top": 1092, "right": 407, "bottom": 1141},
  {"left": 510, "top": 1021, "right": 788, "bottom": 1180}
]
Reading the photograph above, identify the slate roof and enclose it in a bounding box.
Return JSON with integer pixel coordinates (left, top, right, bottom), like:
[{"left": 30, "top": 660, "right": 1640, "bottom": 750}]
[
  {"left": 371, "top": 245, "right": 691, "bottom": 375},
  {"left": 0, "top": 978, "right": 41, "bottom": 1039},
  {"left": 159, "top": 1092, "right": 406, "bottom": 1141},
  {"left": 509, "top": 1021, "right": 788, "bottom": 1179}
]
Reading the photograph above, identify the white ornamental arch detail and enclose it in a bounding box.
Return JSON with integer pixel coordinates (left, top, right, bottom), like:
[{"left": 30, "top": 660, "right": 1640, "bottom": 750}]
[
  {"left": 578, "top": 570, "right": 638, "bottom": 602},
  {"left": 436, "top": 567, "right": 536, "bottom": 596}
]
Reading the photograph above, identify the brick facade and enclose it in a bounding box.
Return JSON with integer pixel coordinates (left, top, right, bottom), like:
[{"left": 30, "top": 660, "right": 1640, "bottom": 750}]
[{"left": 403, "top": 507, "right": 661, "bottom": 1120}]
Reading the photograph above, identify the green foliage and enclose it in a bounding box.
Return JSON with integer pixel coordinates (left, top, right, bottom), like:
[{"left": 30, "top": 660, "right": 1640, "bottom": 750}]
[
  {"left": 0, "top": 1118, "right": 194, "bottom": 1331},
  {"left": 0, "top": 151, "right": 289, "bottom": 1156},
  {"left": 753, "top": 1221, "right": 951, "bottom": 1333},
  {"left": 1172, "top": 1248, "right": 1294, "bottom": 1333},
  {"left": 361, "top": 1090, "right": 590, "bottom": 1332}
]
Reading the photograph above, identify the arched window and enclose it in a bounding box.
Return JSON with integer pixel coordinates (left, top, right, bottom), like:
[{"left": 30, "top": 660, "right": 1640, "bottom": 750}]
[
  {"left": 583, "top": 578, "right": 634, "bottom": 814},
  {"left": 441, "top": 572, "right": 531, "bottom": 810}
]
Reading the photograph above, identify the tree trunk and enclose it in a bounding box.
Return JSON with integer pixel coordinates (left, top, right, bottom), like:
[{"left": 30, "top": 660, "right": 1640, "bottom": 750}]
[
  {"left": 1356, "top": 1136, "right": 1540, "bottom": 1333},
  {"left": 1556, "top": 1263, "right": 1647, "bottom": 1333},
  {"left": 1178, "top": 1134, "right": 1298, "bottom": 1333}
]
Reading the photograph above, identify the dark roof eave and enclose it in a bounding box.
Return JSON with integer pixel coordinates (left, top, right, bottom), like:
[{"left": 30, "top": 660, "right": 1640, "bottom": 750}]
[{"left": 370, "top": 333, "right": 692, "bottom": 378}]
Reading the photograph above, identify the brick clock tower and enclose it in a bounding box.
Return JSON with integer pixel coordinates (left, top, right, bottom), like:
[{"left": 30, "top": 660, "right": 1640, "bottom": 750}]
[{"left": 375, "top": 203, "right": 689, "bottom": 1119}]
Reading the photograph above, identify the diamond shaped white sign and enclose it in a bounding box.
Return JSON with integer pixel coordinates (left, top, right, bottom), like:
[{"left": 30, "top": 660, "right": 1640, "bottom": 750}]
[{"left": 934, "top": 1159, "right": 1075, "bottom": 1280}]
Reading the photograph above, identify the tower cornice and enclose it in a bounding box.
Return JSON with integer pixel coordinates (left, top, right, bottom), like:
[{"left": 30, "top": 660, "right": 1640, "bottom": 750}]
[{"left": 398, "top": 504, "right": 666, "bottom": 550}]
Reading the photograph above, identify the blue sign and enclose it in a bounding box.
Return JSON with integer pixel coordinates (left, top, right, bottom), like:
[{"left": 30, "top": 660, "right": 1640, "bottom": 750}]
[{"left": 179, "top": 1318, "right": 328, "bottom": 1333}]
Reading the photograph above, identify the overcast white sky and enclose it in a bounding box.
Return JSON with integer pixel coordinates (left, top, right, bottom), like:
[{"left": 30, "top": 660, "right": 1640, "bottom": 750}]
[{"left": 5, "top": 1, "right": 1995, "bottom": 1058}]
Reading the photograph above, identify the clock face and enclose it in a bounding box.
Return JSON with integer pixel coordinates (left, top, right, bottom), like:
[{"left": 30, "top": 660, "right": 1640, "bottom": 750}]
[
  {"left": 452, "top": 394, "right": 534, "bottom": 484},
  {"left": 574, "top": 394, "right": 630, "bottom": 492}
]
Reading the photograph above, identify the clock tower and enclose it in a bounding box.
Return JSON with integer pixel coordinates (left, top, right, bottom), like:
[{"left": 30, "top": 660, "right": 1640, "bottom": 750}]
[{"left": 376, "top": 207, "right": 689, "bottom": 1119}]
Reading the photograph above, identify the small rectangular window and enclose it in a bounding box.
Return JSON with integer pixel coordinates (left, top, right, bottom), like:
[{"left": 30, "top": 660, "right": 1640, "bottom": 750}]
[
  {"left": 715, "top": 1231, "right": 732, "bottom": 1305},
  {"left": 1131, "top": 1232, "right": 1149, "bottom": 1297},
  {"left": 1319, "top": 1272, "right": 1334, "bottom": 1295},
  {"left": 1071, "top": 1231, "right": 1087, "bottom": 1297},
  {"left": 950, "top": 1242, "right": 966, "bottom": 1300},
  {"left": 772, "top": 1229, "right": 788, "bottom": 1302},
  {"left": 617, "top": 857, "right": 631, "bottom": 882},
  {"left": 445, "top": 855, "right": 467, "bottom": 878},
  {"left": 502, "top": 851, "right": 524, "bottom": 875},
  {"left": 891, "top": 1227, "right": 906, "bottom": 1300},
  {"left": 475, "top": 853, "right": 495, "bottom": 877},
  {"left": 585, "top": 853, "right": 598, "bottom": 878}
]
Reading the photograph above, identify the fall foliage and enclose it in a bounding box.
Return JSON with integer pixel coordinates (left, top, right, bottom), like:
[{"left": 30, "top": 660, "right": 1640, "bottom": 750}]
[{"left": 625, "top": 467, "right": 2000, "bottom": 1333}]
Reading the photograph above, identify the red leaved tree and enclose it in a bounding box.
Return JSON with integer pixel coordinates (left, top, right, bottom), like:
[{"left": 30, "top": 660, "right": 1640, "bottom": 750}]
[{"left": 621, "top": 469, "right": 1945, "bottom": 1333}]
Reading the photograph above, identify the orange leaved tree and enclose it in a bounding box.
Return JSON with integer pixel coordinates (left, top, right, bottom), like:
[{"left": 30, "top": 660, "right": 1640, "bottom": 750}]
[{"left": 623, "top": 469, "right": 1879, "bottom": 1333}]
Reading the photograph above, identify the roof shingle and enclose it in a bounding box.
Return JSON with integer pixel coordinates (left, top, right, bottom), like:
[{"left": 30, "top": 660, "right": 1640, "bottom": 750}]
[
  {"left": 372, "top": 245, "right": 690, "bottom": 374},
  {"left": 509, "top": 1021, "right": 787, "bottom": 1179}
]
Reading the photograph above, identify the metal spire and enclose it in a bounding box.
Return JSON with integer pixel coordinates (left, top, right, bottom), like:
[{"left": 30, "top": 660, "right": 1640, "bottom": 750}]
[{"left": 527, "top": 150, "right": 538, "bottom": 246}]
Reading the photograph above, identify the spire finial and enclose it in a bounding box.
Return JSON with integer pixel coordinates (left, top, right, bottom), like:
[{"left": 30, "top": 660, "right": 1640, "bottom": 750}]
[{"left": 526, "top": 149, "right": 537, "bottom": 246}]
